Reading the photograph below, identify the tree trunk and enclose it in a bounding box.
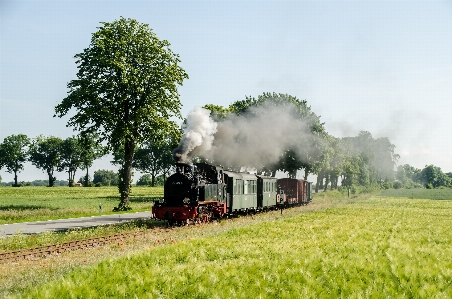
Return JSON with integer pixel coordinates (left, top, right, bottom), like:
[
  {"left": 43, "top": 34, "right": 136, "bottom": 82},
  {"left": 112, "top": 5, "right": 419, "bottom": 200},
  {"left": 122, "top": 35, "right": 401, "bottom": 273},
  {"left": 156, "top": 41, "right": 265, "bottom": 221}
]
[
  {"left": 315, "top": 175, "right": 320, "bottom": 193},
  {"left": 304, "top": 169, "right": 309, "bottom": 181},
  {"left": 117, "top": 138, "right": 135, "bottom": 210},
  {"left": 324, "top": 174, "right": 330, "bottom": 192},
  {"left": 85, "top": 168, "right": 89, "bottom": 187},
  {"left": 318, "top": 171, "right": 324, "bottom": 190},
  {"left": 14, "top": 171, "right": 18, "bottom": 187},
  {"left": 47, "top": 169, "right": 55, "bottom": 187},
  {"left": 68, "top": 170, "right": 75, "bottom": 187}
]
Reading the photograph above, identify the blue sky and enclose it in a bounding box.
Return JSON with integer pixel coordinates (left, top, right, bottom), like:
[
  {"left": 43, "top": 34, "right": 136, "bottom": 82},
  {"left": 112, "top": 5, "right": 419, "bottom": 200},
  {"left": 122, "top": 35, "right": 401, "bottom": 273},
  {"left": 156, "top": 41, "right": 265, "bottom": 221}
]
[{"left": 1, "top": 0, "right": 452, "bottom": 182}]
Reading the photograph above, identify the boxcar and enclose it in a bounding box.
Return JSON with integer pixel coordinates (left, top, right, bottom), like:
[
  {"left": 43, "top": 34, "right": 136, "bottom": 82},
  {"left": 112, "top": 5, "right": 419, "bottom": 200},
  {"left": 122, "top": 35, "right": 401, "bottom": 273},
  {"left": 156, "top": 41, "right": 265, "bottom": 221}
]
[{"left": 277, "top": 178, "right": 312, "bottom": 206}]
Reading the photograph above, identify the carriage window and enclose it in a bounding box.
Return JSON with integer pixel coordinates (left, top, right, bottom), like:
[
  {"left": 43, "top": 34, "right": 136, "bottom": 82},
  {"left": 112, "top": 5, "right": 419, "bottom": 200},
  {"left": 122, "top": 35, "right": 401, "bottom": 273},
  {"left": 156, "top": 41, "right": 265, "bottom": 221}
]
[{"left": 237, "top": 179, "right": 243, "bottom": 194}]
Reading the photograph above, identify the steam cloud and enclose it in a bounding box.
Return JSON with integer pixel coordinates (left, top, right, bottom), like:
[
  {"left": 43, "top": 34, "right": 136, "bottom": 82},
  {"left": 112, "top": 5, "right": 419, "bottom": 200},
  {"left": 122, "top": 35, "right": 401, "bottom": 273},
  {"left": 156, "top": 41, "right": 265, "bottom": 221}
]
[
  {"left": 173, "top": 107, "right": 218, "bottom": 163},
  {"left": 173, "top": 103, "right": 318, "bottom": 170}
]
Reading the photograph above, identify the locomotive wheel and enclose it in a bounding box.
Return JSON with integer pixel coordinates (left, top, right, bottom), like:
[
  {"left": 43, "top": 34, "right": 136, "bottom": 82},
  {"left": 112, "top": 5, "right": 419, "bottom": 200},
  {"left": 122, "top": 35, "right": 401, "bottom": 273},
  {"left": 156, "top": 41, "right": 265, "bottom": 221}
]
[{"left": 200, "top": 211, "right": 213, "bottom": 223}]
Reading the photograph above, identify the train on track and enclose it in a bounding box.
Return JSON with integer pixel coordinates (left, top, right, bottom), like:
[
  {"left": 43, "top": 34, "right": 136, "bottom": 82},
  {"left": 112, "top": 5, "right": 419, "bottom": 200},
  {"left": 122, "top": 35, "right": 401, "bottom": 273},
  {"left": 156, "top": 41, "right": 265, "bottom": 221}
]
[{"left": 152, "top": 162, "right": 312, "bottom": 225}]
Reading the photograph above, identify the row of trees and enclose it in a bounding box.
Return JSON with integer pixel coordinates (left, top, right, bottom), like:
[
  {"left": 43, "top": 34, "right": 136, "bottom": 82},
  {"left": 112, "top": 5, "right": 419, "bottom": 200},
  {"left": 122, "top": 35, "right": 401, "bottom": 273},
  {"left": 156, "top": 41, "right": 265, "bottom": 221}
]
[
  {"left": 201, "top": 93, "right": 396, "bottom": 191},
  {"left": 396, "top": 164, "right": 452, "bottom": 189},
  {"left": 0, "top": 133, "right": 177, "bottom": 188},
  {"left": 201, "top": 93, "right": 452, "bottom": 191},
  {"left": 0, "top": 134, "right": 103, "bottom": 187}
]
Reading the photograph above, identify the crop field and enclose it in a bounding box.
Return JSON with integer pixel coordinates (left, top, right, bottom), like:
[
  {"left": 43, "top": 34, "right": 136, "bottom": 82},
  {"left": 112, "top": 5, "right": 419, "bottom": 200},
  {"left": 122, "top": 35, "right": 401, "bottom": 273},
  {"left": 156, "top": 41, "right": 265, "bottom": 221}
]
[
  {"left": 1, "top": 189, "right": 451, "bottom": 298},
  {"left": 0, "top": 186, "right": 163, "bottom": 224},
  {"left": 380, "top": 188, "right": 452, "bottom": 200}
]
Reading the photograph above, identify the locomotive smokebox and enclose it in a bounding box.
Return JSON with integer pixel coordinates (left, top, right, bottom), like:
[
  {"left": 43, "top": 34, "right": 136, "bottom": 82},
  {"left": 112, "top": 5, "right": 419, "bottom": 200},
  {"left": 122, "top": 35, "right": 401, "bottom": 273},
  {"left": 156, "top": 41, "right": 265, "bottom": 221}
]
[{"left": 175, "top": 163, "right": 194, "bottom": 175}]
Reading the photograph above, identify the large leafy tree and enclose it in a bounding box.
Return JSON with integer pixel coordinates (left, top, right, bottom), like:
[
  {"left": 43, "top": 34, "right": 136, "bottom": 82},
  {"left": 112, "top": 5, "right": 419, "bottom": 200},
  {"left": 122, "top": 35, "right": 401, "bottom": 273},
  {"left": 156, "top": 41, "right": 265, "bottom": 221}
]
[
  {"left": 420, "top": 165, "right": 451, "bottom": 188},
  {"left": 229, "top": 92, "right": 327, "bottom": 177},
  {"left": 59, "top": 136, "right": 84, "bottom": 186},
  {"left": 338, "top": 131, "right": 399, "bottom": 188},
  {"left": 54, "top": 17, "right": 188, "bottom": 210},
  {"left": 79, "top": 133, "right": 105, "bottom": 187},
  {"left": 133, "top": 133, "right": 180, "bottom": 187},
  {"left": 0, "top": 134, "right": 30, "bottom": 186},
  {"left": 93, "top": 169, "right": 119, "bottom": 186},
  {"left": 28, "top": 136, "right": 64, "bottom": 187}
]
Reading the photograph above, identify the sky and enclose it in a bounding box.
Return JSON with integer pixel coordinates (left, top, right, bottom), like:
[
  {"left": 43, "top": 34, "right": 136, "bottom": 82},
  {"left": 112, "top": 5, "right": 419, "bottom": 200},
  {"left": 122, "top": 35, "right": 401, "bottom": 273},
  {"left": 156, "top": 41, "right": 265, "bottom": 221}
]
[{"left": 1, "top": 0, "right": 452, "bottom": 182}]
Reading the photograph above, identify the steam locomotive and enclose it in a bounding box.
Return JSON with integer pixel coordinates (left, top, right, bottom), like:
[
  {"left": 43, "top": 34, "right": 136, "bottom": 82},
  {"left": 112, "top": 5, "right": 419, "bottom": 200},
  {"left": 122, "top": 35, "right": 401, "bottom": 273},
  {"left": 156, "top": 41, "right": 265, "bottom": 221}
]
[{"left": 152, "top": 162, "right": 312, "bottom": 224}]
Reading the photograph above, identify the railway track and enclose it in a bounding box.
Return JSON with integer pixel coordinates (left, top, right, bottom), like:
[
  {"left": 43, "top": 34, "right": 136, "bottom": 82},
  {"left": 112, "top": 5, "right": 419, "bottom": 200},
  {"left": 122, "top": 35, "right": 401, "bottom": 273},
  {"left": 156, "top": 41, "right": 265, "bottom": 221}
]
[{"left": 0, "top": 230, "right": 147, "bottom": 263}]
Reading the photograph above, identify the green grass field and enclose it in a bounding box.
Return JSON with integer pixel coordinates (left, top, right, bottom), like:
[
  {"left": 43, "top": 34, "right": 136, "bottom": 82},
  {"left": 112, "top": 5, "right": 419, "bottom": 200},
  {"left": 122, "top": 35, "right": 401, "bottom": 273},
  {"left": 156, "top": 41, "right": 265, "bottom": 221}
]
[
  {"left": 0, "top": 186, "right": 163, "bottom": 224},
  {"left": 1, "top": 189, "right": 451, "bottom": 298},
  {"left": 380, "top": 188, "right": 452, "bottom": 200}
]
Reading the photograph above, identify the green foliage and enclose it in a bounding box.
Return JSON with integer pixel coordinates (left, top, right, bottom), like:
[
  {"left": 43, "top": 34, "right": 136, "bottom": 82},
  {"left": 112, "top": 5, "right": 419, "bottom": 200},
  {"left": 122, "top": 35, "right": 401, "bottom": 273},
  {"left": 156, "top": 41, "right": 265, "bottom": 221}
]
[
  {"left": 93, "top": 169, "right": 118, "bottom": 186},
  {"left": 136, "top": 174, "right": 152, "bottom": 186},
  {"left": 0, "top": 134, "right": 30, "bottom": 186},
  {"left": 227, "top": 92, "right": 327, "bottom": 176},
  {"left": 393, "top": 180, "right": 403, "bottom": 189},
  {"left": 202, "top": 104, "right": 232, "bottom": 119},
  {"left": 78, "top": 133, "right": 106, "bottom": 187},
  {"left": 28, "top": 135, "right": 64, "bottom": 187},
  {"left": 58, "top": 136, "right": 83, "bottom": 186},
  {"left": 55, "top": 17, "right": 188, "bottom": 209},
  {"left": 133, "top": 135, "right": 179, "bottom": 186},
  {"left": 78, "top": 174, "right": 92, "bottom": 186},
  {"left": 420, "top": 164, "right": 451, "bottom": 188},
  {"left": 337, "top": 132, "right": 399, "bottom": 189},
  {"left": 136, "top": 174, "right": 166, "bottom": 186}
]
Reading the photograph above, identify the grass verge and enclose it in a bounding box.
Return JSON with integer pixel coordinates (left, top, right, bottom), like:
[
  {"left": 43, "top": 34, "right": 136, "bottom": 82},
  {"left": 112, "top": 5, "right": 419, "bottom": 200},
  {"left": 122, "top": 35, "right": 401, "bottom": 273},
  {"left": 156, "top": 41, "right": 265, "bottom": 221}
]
[{"left": 0, "top": 186, "right": 163, "bottom": 224}]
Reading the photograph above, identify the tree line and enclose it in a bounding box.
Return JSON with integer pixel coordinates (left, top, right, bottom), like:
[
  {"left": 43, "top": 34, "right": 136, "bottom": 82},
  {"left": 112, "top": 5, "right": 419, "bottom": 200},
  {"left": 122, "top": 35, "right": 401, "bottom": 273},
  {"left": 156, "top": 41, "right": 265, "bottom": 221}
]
[
  {"left": 0, "top": 133, "right": 175, "bottom": 188},
  {"left": 201, "top": 93, "right": 452, "bottom": 192}
]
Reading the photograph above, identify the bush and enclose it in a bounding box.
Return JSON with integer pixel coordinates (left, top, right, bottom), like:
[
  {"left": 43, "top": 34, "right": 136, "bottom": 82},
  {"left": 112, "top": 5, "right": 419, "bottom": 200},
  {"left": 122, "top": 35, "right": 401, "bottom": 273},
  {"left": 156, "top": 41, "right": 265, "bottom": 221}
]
[
  {"left": 382, "top": 182, "right": 393, "bottom": 189},
  {"left": 393, "top": 181, "right": 403, "bottom": 189},
  {"left": 136, "top": 174, "right": 152, "bottom": 186},
  {"left": 79, "top": 175, "right": 92, "bottom": 187},
  {"left": 95, "top": 182, "right": 103, "bottom": 187},
  {"left": 93, "top": 169, "right": 119, "bottom": 186}
]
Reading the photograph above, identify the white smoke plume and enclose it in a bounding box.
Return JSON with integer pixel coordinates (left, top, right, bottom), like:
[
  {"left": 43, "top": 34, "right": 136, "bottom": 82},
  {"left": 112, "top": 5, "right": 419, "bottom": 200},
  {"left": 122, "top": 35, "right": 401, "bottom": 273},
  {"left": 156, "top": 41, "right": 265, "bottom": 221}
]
[
  {"left": 174, "top": 102, "right": 319, "bottom": 169},
  {"left": 173, "top": 107, "right": 217, "bottom": 163}
]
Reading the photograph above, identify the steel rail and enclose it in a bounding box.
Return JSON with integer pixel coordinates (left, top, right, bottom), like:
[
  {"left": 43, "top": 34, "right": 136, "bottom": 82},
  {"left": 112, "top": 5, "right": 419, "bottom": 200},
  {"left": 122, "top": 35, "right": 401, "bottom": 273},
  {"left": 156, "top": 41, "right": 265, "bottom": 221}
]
[{"left": 0, "top": 230, "right": 147, "bottom": 263}]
